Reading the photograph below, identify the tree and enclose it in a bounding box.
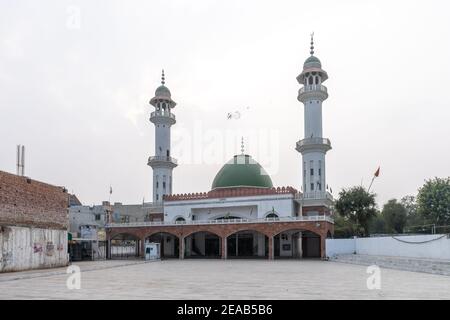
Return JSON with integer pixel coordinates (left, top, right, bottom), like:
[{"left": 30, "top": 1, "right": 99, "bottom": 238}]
[
  {"left": 381, "top": 199, "right": 407, "bottom": 233},
  {"left": 368, "top": 213, "right": 386, "bottom": 235},
  {"left": 417, "top": 177, "right": 450, "bottom": 225},
  {"left": 401, "top": 195, "right": 427, "bottom": 231},
  {"left": 333, "top": 214, "right": 358, "bottom": 238},
  {"left": 334, "top": 186, "right": 378, "bottom": 237}
]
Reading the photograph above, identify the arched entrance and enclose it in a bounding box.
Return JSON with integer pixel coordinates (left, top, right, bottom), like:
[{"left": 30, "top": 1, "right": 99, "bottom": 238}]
[
  {"left": 146, "top": 232, "right": 180, "bottom": 259},
  {"left": 110, "top": 233, "right": 140, "bottom": 259},
  {"left": 273, "top": 229, "right": 321, "bottom": 259},
  {"left": 227, "top": 230, "right": 268, "bottom": 259},
  {"left": 184, "top": 231, "right": 221, "bottom": 259}
]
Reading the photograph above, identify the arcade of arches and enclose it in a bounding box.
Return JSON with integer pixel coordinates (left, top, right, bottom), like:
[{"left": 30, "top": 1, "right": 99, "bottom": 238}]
[{"left": 106, "top": 221, "right": 333, "bottom": 260}]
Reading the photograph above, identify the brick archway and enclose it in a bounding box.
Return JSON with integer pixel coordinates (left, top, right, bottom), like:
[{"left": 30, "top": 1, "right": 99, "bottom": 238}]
[{"left": 106, "top": 220, "right": 334, "bottom": 259}]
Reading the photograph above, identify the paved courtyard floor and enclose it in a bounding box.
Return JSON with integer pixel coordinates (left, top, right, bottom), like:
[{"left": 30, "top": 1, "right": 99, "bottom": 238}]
[{"left": 0, "top": 259, "right": 449, "bottom": 299}]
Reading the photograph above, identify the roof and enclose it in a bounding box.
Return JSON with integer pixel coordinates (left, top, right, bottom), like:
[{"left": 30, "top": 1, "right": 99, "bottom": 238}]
[{"left": 211, "top": 154, "right": 273, "bottom": 190}]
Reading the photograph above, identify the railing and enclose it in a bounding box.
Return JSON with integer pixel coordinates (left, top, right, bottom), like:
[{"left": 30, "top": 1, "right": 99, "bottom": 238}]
[
  {"left": 150, "top": 111, "right": 176, "bottom": 120},
  {"left": 298, "top": 84, "right": 327, "bottom": 95},
  {"left": 106, "top": 215, "right": 334, "bottom": 228},
  {"left": 148, "top": 156, "right": 178, "bottom": 165},
  {"left": 141, "top": 201, "right": 164, "bottom": 208},
  {"left": 297, "top": 191, "right": 334, "bottom": 201},
  {"left": 296, "top": 137, "right": 331, "bottom": 149}
]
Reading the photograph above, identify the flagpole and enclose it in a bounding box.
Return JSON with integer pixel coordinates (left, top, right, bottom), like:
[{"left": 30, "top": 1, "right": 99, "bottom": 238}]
[{"left": 367, "top": 176, "right": 375, "bottom": 192}]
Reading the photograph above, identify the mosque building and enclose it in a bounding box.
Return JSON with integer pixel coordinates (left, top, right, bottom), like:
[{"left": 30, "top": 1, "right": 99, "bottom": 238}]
[{"left": 105, "top": 36, "right": 334, "bottom": 260}]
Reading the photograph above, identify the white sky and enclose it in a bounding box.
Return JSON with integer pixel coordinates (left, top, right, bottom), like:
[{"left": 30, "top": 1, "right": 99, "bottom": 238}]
[{"left": 1, "top": 0, "right": 449, "bottom": 207}]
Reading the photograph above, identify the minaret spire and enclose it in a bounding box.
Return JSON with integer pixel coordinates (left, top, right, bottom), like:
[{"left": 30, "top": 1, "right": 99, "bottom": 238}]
[
  {"left": 310, "top": 32, "right": 315, "bottom": 56},
  {"left": 241, "top": 137, "right": 245, "bottom": 155},
  {"left": 148, "top": 70, "right": 177, "bottom": 203}
]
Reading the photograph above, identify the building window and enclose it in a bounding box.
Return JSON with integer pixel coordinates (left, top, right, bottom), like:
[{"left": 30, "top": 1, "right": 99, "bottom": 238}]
[
  {"left": 163, "top": 182, "right": 166, "bottom": 189},
  {"left": 318, "top": 183, "right": 322, "bottom": 191},
  {"left": 156, "top": 194, "right": 159, "bottom": 201},
  {"left": 310, "top": 168, "right": 314, "bottom": 176},
  {"left": 156, "top": 181, "right": 159, "bottom": 188},
  {"left": 310, "top": 183, "right": 314, "bottom": 191},
  {"left": 95, "top": 214, "right": 101, "bottom": 221}
]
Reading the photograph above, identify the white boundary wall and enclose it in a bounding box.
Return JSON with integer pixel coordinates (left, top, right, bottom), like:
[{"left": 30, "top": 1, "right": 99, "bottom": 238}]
[
  {"left": 1, "top": 225, "right": 68, "bottom": 272},
  {"left": 326, "top": 234, "right": 450, "bottom": 260}
]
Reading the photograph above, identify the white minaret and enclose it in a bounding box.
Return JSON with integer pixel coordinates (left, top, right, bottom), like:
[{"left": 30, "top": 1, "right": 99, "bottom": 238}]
[
  {"left": 148, "top": 70, "right": 177, "bottom": 203},
  {"left": 296, "top": 34, "right": 332, "bottom": 212}
]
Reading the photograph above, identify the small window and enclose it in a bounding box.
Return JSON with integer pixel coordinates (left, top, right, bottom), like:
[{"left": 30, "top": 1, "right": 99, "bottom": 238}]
[
  {"left": 156, "top": 194, "right": 159, "bottom": 201},
  {"left": 318, "top": 168, "right": 321, "bottom": 176},
  {"left": 163, "top": 182, "right": 166, "bottom": 189},
  {"left": 318, "top": 183, "right": 322, "bottom": 191},
  {"left": 156, "top": 182, "right": 159, "bottom": 188},
  {"left": 310, "top": 168, "right": 314, "bottom": 176},
  {"left": 311, "top": 183, "right": 314, "bottom": 191},
  {"left": 95, "top": 214, "right": 101, "bottom": 221}
]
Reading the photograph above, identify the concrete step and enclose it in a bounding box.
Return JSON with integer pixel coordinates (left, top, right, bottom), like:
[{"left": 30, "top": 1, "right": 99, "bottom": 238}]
[{"left": 329, "top": 254, "right": 450, "bottom": 276}]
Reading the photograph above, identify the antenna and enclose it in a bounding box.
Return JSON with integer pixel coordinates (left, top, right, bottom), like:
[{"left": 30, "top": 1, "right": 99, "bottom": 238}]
[
  {"left": 21, "top": 145, "right": 25, "bottom": 176},
  {"left": 16, "top": 145, "right": 25, "bottom": 176},
  {"left": 16, "top": 145, "right": 20, "bottom": 175}
]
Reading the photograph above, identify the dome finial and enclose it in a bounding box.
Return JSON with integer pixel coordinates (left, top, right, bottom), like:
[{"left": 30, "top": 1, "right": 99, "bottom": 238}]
[
  {"left": 310, "top": 32, "right": 315, "bottom": 56},
  {"left": 161, "top": 69, "right": 165, "bottom": 85},
  {"left": 241, "top": 137, "right": 245, "bottom": 155}
]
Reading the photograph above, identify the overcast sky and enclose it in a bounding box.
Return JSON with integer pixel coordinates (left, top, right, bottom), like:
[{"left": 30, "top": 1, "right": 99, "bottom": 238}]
[{"left": 1, "top": 0, "right": 449, "bottom": 207}]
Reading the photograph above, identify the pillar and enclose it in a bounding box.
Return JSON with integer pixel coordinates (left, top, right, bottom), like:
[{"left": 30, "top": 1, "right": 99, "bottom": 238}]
[
  {"left": 140, "top": 238, "right": 145, "bottom": 258},
  {"left": 179, "top": 236, "right": 185, "bottom": 259},
  {"left": 221, "top": 236, "right": 227, "bottom": 259},
  {"left": 106, "top": 239, "right": 111, "bottom": 260},
  {"left": 268, "top": 236, "right": 274, "bottom": 260},
  {"left": 320, "top": 234, "right": 326, "bottom": 259}
]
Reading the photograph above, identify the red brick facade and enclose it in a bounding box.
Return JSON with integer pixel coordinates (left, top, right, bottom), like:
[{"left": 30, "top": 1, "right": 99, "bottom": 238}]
[{"left": 0, "top": 170, "right": 69, "bottom": 230}]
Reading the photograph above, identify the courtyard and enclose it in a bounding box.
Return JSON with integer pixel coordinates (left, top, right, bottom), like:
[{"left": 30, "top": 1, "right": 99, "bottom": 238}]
[{"left": 0, "top": 259, "right": 449, "bottom": 299}]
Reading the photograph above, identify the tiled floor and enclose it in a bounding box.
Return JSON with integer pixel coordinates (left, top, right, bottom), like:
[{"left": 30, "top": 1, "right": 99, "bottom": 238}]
[{"left": 1, "top": 259, "right": 449, "bottom": 299}]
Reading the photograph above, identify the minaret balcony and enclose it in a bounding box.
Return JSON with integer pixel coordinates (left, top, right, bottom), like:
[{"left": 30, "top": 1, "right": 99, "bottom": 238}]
[
  {"left": 296, "top": 137, "right": 331, "bottom": 153},
  {"left": 298, "top": 84, "right": 328, "bottom": 102},
  {"left": 148, "top": 156, "right": 178, "bottom": 168},
  {"left": 150, "top": 111, "right": 176, "bottom": 125}
]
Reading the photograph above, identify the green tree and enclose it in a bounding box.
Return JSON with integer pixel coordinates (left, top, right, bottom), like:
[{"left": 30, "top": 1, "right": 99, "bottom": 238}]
[
  {"left": 368, "top": 213, "right": 386, "bottom": 235},
  {"left": 381, "top": 199, "right": 407, "bottom": 233},
  {"left": 401, "top": 195, "right": 427, "bottom": 231},
  {"left": 417, "top": 177, "right": 450, "bottom": 225},
  {"left": 333, "top": 214, "right": 358, "bottom": 238},
  {"left": 334, "top": 186, "right": 378, "bottom": 236}
]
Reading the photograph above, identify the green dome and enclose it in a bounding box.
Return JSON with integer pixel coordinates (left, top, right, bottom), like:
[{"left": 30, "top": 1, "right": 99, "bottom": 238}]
[
  {"left": 304, "top": 55, "right": 321, "bottom": 68},
  {"left": 211, "top": 154, "right": 273, "bottom": 190},
  {"left": 155, "top": 85, "right": 171, "bottom": 97}
]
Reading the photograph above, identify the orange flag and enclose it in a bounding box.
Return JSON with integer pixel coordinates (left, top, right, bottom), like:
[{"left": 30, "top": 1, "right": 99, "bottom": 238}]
[{"left": 374, "top": 166, "right": 380, "bottom": 177}]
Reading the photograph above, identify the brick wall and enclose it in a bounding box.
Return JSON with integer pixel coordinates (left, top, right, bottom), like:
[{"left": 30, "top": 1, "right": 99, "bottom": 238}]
[{"left": 0, "top": 170, "right": 68, "bottom": 230}]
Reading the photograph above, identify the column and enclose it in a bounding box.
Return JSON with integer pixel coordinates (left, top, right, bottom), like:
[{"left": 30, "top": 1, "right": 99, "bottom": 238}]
[
  {"left": 268, "top": 236, "right": 274, "bottom": 260},
  {"left": 106, "top": 239, "right": 111, "bottom": 260},
  {"left": 320, "top": 234, "right": 326, "bottom": 259},
  {"left": 221, "top": 236, "right": 227, "bottom": 259},
  {"left": 179, "top": 236, "right": 185, "bottom": 259},
  {"left": 140, "top": 238, "right": 145, "bottom": 258}
]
